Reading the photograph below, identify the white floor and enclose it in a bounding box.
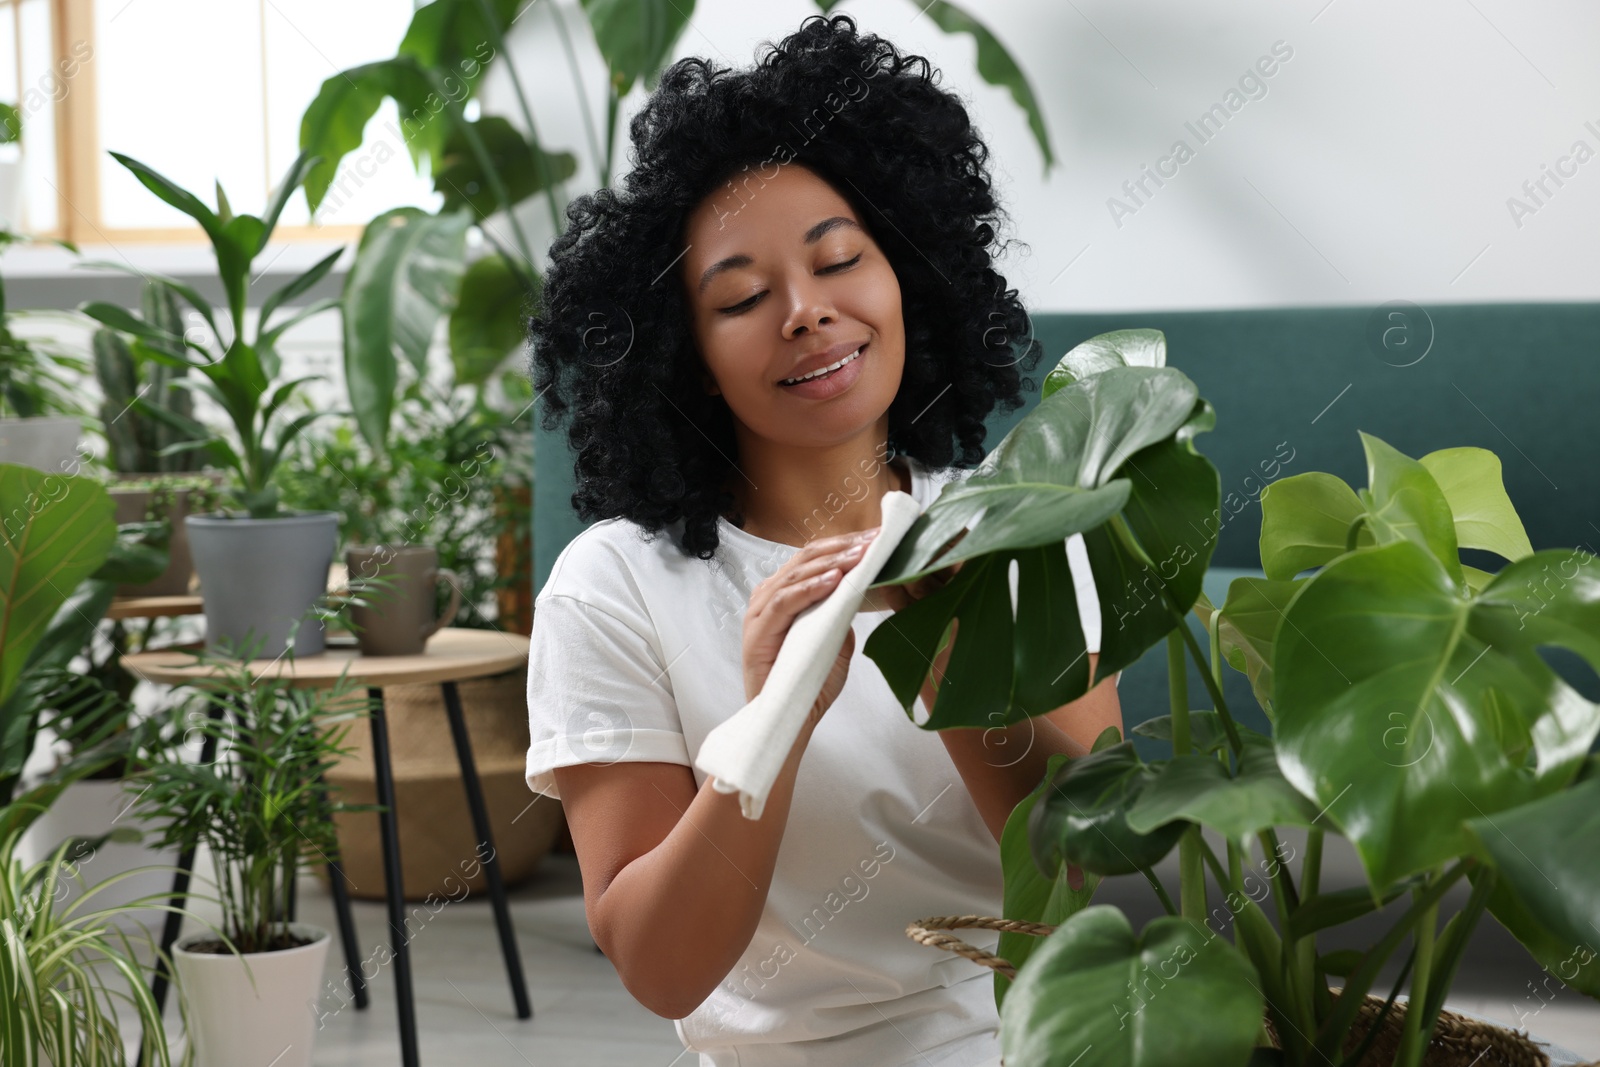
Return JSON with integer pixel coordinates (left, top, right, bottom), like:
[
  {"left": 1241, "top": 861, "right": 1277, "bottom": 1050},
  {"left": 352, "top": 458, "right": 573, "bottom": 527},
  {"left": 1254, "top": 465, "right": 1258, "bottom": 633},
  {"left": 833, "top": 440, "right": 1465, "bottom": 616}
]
[{"left": 136, "top": 846, "right": 1597, "bottom": 1065}]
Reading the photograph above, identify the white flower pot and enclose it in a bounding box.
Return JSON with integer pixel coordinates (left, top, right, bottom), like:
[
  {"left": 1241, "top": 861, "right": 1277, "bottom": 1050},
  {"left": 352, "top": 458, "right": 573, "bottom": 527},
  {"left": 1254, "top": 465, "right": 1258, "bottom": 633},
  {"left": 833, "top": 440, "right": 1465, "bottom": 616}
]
[
  {"left": 173, "top": 922, "right": 329, "bottom": 1067},
  {"left": 18, "top": 777, "right": 179, "bottom": 941}
]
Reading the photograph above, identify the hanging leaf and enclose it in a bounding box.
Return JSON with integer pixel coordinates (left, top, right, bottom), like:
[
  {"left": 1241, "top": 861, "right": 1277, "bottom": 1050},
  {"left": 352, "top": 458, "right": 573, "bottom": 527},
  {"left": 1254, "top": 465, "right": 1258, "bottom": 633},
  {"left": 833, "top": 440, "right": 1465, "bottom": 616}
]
[
  {"left": 450, "top": 252, "right": 538, "bottom": 385},
  {"left": 299, "top": 57, "right": 445, "bottom": 212},
  {"left": 341, "top": 207, "right": 472, "bottom": 452},
  {"left": 581, "top": 0, "right": 695, "bottom": 96},
  {"left": 1127, "top": 732, "right": 1320, "bottom": 842},
  {"left": 434, "top": 116, "right": 577, "bottom": 221},
  {"left": 921, "top": 2, "right": 1055, "bottom": 173}
]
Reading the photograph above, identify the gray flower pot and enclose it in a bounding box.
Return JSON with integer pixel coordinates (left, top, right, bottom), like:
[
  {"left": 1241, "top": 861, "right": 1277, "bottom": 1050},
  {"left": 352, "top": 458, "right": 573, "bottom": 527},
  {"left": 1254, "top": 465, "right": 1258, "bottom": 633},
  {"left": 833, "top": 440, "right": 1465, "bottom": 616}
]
[{"left": 186, "top": 511, "right": 340, "bottom": 659}]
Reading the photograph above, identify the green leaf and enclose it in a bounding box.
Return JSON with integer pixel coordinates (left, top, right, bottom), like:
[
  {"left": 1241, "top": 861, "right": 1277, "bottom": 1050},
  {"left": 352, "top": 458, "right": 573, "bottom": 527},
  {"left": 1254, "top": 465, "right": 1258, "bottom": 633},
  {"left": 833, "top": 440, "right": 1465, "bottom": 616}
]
[
  {"left": 257, "top": 151, "right": 320, "bottom": 255},
  {"left": 1287, "top": 877, "right": 1422, "bottom": 940},
  {"left": 434, "top": 116, "right": 577, "bottom": 221},
  {"left": 1127, "top": 733, "right": 1320, "bottom": 841},
  {"left": 1274, "top": 539, "right": 1600, "bottom": 892},
  {"left": 449, "top": 252, "right": 536, "bottom": 385},
  {"left": 1043, "top": 328, "right": 1166, "bottom": 398},
  {"left": 580, "top": 0, "right": 694, "bottom": 96},
  {"left": 1131, "top": 711, "right": 1233, "bottom": 755},
  {"left": 259, "top": 247, "right": 344, "bottom": 335},
  {"left": 399, "top": 0, "right": 521, "bottom": 83},
  {"left": 1214, "top": 575, "right": 1305, "bottom": 718},
  {"left": 921, "top": 2, "right": 1055, "bottom": 174},
  {"left": 995, "top": 752, "right": 1099, "bottom": 1012},
  {"left": 998, "top": 907, "right": 1262, "bottom": 1067},
  {"left": 1258, "top": 472, "right": 1365, "bottom": 580},
  {"left": 341, "top": 207, "right": 471, "bottom": 452},
  {"left": 0, "top": 103, "right": 19, "bottom": 145},
  {"left": 864, "top": 364, "right": 1218, "bottom": 729},
  {"left": 1419, "top": 446, "right": 1534, "bottom": 563},
  {"left": 1029, "top": 741, "right": 1187, "bottom": 877},
  {"left": 1359, "top": 432, "right": 1464, "bottom": 588},
  {"left": 298, "top": 57, "right": 443, "bottom": 212},
  {"left": 1466, "top": 778, "right": 1600, "bottom": 966},
  {"left": 107, "top": 152, "right": 223, "bottom": 242},
  {"left": 1474, "top": 861, "right": 1600, "bottom": 1000},
  {"left": 0, "top": 467, "right": 117, "bottom": 707}
]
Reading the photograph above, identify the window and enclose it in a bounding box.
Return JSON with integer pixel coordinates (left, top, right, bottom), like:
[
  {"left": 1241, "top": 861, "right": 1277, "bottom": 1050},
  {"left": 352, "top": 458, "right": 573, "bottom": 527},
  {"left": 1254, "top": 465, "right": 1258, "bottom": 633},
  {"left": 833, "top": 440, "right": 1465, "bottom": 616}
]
[{"left": 0, "top": 0, "right": 440, "bottom": 242}]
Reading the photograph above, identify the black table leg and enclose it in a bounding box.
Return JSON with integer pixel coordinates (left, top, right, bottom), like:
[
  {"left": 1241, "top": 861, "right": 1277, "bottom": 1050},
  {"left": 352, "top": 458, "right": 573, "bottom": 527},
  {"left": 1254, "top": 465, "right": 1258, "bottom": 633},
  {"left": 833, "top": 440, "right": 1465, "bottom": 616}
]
[
  {"left": 324, "top": 847, "right": 369, "bottom": 1010},
  {"left": 368, "top": 686, "right": 420, "bottom": 1067},
  {"left": 440, "top": 680, "right": 532, "bottom": 1020},
  {"left": 149, "top": 699, "right": 221, "bottom": 1017}
]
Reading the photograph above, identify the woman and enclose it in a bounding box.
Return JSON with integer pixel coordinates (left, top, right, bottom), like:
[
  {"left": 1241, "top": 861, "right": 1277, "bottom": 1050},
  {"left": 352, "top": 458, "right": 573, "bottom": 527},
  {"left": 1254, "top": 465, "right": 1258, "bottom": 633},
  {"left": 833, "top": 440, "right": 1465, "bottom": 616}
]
[{"left": 524, "top": 15, "right": 1122, "bottom": 1066}]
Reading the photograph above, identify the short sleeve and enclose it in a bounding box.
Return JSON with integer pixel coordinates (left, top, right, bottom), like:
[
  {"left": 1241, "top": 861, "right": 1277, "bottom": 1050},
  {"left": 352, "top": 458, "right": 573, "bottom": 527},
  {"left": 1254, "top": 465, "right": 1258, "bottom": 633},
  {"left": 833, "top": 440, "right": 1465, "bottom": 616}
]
[{"left": 524, "top": 593, "right": 692, "bottom": 801}]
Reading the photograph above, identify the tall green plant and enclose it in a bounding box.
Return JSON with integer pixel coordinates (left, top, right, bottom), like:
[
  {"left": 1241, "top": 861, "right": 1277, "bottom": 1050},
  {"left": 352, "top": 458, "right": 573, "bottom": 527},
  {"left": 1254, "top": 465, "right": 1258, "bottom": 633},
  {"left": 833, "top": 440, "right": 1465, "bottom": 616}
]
[
  {"left": 863, "top": 330, "right": 1600, "bottom": 1067},
  {"left": 77, "top": 153, "right": 343, "bottom": 518},
  {"left": 131, "top": 645, "right": 367, "bottom": 955}
]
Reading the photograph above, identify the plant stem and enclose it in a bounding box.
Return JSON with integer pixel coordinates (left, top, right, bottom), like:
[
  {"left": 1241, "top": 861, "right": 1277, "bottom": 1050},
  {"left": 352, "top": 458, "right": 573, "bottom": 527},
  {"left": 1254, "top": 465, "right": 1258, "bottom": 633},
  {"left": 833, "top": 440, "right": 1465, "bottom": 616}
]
[
  {"left": 1142, "top": 868, "right": 1179, "bottom": 916},
  {"left": 1168, "top": 631, "right": 1207, "bottom": 922},
  {"left": 601, "top": 86, "right": 619, "bottom": 189},
  {"left": 1395, "top": 877, "right": 1441, "bottom": 1067},
  {"left": 549, "top": 0, "right": 604, "bottom": 173},
  {"left": 473, "top": 0, "right": 566, "bottom": 238}
]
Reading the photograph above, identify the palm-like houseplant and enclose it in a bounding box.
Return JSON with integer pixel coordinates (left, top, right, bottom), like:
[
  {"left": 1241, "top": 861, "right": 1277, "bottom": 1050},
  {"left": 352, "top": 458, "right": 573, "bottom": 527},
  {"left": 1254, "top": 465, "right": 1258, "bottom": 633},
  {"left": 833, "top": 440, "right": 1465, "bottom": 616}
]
[
  {"left": 129, "top": 644, "right": 367, "bottom": 1067},
  {"left": 863, "top": 330, "right": 1600, "bottom": 1066},
  {"left": 79, "top": 152, "right": 348, "bottom": 658}
]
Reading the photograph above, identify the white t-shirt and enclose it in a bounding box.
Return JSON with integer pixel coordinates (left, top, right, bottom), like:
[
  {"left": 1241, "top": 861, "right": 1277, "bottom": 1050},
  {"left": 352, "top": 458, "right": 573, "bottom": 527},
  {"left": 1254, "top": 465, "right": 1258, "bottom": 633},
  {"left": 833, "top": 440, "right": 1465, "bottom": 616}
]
[{"left": 524, "top": 454, "right": 1103, "bottom": 1067}]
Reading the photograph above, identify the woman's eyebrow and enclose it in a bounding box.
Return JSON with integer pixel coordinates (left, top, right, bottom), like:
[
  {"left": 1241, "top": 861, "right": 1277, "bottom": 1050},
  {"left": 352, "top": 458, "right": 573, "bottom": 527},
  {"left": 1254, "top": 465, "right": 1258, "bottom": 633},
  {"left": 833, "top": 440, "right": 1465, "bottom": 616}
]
[{"left": 695, "top": 216, "right": 864, "bottom": 295}]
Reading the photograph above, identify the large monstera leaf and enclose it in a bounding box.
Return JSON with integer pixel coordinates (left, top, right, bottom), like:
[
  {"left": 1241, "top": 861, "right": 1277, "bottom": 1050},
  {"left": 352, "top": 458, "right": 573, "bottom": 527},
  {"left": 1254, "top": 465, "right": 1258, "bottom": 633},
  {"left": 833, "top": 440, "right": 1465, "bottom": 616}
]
[
  {"left": 1273, "top": 536, "right": 1600, "bottom": 892},
  {"left": 998, "top": 907, "right": 1263, "bottom": 1067},
  {"left": 864, "top": 353, "right": 1219, "bottom": 730}
]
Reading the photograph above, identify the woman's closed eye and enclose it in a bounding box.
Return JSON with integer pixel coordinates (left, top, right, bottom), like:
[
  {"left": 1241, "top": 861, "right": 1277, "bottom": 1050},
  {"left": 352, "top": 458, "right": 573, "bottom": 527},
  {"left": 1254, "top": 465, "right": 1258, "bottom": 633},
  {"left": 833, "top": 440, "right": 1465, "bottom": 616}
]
[{"left": 716, "top": 254, "right": 864, "bottom": 315}]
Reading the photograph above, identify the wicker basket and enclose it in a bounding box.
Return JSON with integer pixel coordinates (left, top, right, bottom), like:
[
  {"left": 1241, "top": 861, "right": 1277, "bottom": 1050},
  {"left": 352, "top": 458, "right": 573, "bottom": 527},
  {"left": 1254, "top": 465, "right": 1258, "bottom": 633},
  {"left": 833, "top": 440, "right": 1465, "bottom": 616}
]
[{"left": 905, "top": 914, "right": 1596, "bottom": 1067}]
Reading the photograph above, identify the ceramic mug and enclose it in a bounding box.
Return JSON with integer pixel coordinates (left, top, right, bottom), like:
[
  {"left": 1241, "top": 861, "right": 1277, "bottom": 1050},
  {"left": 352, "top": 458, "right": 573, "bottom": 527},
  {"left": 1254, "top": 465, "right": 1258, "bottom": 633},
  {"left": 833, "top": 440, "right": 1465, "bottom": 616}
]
[{"left": 344, "top": 544, "right": 462, "bottom": 656}]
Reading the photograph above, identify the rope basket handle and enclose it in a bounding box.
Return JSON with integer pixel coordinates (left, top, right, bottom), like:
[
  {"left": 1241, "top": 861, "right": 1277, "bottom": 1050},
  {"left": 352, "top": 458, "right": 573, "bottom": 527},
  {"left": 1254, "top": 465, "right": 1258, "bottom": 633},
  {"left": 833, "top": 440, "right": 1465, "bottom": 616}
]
[{"left": 904, "top": 915, "right": 1056, "bottom": 982}]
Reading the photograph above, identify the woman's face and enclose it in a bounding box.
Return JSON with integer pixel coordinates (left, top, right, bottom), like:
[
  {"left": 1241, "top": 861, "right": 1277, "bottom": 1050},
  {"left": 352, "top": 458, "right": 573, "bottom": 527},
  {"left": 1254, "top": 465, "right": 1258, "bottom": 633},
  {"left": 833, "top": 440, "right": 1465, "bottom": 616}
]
[{"left": 679, "top": 161, "right": 904, "bottom": 451}]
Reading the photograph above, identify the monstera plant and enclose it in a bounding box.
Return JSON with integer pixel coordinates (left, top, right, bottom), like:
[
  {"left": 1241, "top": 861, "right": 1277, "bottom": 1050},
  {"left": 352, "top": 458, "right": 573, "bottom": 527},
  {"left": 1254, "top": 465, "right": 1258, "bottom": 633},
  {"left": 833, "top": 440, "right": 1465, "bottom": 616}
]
[{"left": 863, "top": 330, "right": 1600, "bottom": 1067}]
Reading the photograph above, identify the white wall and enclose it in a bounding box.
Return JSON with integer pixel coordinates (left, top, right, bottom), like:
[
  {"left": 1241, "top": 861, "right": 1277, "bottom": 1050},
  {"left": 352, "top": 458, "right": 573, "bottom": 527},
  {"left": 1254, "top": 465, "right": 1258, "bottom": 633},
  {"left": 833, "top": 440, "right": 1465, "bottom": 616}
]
[{"left": 491, "top": 0, "right": 1600, "bottom": 312}]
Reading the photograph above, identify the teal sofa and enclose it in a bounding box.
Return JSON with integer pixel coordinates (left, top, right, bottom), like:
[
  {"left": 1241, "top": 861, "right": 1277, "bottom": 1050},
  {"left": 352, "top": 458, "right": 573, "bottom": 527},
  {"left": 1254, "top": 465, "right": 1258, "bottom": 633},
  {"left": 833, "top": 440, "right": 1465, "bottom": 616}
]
[{"left": 533, "top": 303, "right": 1600, "bottom": 745}]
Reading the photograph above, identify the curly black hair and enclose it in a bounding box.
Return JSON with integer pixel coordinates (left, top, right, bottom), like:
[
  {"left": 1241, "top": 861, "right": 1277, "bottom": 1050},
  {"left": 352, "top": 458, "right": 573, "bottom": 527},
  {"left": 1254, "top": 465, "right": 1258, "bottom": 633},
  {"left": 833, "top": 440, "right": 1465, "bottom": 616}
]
[{"left": 526, "top": 13, "right": 1044, "bottom": 562}]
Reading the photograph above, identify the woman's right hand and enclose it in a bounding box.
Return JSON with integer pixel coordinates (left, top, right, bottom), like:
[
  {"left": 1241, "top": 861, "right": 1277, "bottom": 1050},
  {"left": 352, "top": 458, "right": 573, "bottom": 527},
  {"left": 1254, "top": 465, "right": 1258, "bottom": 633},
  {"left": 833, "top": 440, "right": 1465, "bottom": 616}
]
[{"left": 743, "top": 526, "right": 883, "bottom": 731}]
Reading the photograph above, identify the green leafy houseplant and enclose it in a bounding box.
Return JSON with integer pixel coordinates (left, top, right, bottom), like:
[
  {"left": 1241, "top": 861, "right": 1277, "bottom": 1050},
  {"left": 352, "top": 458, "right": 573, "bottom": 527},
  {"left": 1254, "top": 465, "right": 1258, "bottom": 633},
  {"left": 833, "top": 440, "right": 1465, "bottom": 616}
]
[
  {"left": 130, "top": 646, "right": 367, "bottom": 956},
  {"left": 0, "top": 780, "right": 186, "bottom": 1067},
  {"left": 78, "top": 152, "right": 342, "bottom": 518},
  {"left": 0, "top": 230, "right": 90, "bottom": 423},
  {"left": 864, "top": 330, "right": 1600, "bottom": 1066},
  {"left": 277, "top": 386, "right": 531, "bottom": 631}
]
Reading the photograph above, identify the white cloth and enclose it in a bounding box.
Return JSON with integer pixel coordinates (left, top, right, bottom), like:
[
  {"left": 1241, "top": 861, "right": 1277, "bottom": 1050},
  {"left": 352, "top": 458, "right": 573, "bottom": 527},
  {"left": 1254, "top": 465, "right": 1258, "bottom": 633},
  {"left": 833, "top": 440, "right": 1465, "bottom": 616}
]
[
  {"left": 524, "top": 455, "right": 1102, "bottom": 1067},
  {"left": 696, "top": 487, "right": 924, "bottom": 820}
]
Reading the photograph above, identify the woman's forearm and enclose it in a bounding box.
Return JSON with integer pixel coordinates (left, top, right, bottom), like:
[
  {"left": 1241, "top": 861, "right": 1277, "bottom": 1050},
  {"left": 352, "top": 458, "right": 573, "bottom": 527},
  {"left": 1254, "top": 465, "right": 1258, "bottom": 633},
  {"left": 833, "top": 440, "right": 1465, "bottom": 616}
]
[{"left": 596, "top": 722, "right": 815, "bottom": 1020}]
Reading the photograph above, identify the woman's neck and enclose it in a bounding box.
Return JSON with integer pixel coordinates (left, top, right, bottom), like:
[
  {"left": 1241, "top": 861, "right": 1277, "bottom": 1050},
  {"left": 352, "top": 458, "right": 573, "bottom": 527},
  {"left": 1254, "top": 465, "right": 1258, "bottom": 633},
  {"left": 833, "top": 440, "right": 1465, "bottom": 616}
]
[{"left": 723, "top": 452, "right": 909, "bottom": 548}]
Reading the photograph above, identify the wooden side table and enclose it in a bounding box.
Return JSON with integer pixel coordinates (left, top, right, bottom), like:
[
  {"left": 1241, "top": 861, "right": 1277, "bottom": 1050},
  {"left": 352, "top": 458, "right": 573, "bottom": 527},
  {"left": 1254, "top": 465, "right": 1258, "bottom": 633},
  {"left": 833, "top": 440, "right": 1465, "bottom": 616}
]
[{"left": 122, "top": 627, "right": 534, "bottom": 1067}]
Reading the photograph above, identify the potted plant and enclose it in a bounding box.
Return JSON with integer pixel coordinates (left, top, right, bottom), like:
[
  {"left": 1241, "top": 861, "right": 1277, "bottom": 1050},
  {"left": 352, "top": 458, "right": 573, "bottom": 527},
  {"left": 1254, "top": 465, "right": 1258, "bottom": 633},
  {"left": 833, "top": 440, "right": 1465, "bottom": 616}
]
[
  {"left": 88, "top": 275, "right": 225, "bottom": 598},
  {"left": 129, "top": 643, "right": 368, "bottom": 1067},
  {"left": 2, "top": 461, "right": 186, "bottom": 936},
  {"left": 0, "top": 229, "right": 90, "bottom": 473},
  {"left": 80, "top": 150, "right": 346, "bottom": 658},
  {"left": 865, "top": 330, "right": 1600, "bottom": 1066},
  {"left": 276, "top": 392, "right": 559, "bottom": 901}
]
